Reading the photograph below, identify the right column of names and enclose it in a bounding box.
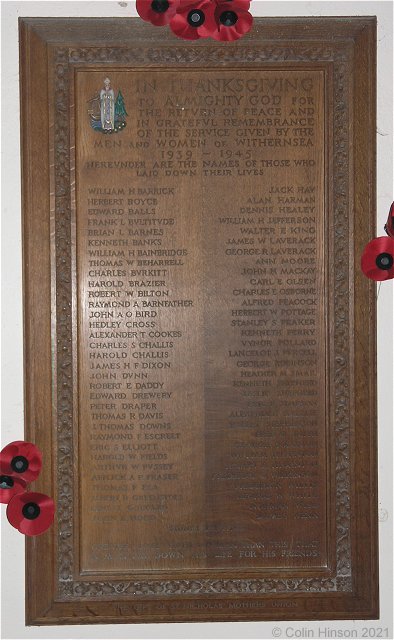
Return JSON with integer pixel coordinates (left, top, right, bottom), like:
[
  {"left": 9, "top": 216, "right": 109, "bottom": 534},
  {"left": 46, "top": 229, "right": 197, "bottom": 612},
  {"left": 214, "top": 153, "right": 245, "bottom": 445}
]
[{"left": 205, "top": 70, "right": 327, "bottom": 568}]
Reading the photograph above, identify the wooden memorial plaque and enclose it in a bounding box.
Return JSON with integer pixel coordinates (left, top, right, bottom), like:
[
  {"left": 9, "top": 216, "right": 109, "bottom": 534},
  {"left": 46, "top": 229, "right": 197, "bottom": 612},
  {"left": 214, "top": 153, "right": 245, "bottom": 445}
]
[{"left": 20, "top": 17, "right": 378, "bottom": 624}]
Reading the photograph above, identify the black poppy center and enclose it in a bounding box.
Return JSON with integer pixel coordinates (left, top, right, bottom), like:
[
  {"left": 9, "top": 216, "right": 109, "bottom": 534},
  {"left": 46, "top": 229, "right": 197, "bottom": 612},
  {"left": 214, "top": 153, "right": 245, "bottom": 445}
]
[
  {"left": 0, "top": 475, "right": 14, "bottom": 489},
  {"left": 22, "top": 502, "right": 41, "bottom": 520},
  {"left": 187, "top": 9, "right": 205, "bottom": 26},
  {"left": 219, "top": 10, "right": 238, "bottom": 26},
  {"left": 376, "top": 252, "right": 393, "bottom": 270},
  {"left": 151, "top": 0, "right": 170, "bottom": 12},
  {"left": 11, "top": 455, "right": 29, "bottom": 473}
]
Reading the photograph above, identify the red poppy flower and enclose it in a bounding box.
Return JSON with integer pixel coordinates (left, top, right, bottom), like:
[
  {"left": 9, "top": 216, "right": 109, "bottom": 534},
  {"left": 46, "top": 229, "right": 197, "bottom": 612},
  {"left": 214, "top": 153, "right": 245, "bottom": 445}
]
[
  {"left": 0, "top": 441, "right": 42, "bottom": 483},
  {"left": 136, "top": 0, "right": 180, "bottom": 26},
  {"left": 170, "top": 0, "right": 217, "bottom": 40},
  {"left": 211, "top": 2, "right": 253, "bottom": 41},
  {"left": 361, "top": 236, "right": 394, "bottom": 281},
  {"left": 0, "top": 475, "right": 27, "bottom": 504},
  {"left": 384, "top": 201, "right": 394, "bottom": 238},
  {"left": 7, "top": 491, "right": 55, "bottom": 536}
]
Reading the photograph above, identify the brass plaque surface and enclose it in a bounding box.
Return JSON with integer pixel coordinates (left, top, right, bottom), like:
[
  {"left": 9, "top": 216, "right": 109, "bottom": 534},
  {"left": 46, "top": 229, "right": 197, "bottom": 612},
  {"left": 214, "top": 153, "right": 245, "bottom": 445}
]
[{"left": 20, "top": 17, "right": 378, "bottom": 623}]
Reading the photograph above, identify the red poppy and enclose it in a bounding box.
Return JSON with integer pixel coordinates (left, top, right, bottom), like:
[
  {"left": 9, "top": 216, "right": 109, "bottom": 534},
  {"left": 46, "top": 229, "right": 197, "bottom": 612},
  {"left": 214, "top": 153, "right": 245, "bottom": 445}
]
[
  {"left": 0, "top": 441, "right": 42, "bottom": 483},
  {"left": 7, "top": 491, "right": 55, "bottom": 536},
  {"left": 136, "top": 0, "right": 180, "bottom": 26},
  {"left": 384, "top": 201, "right": 394, "bottom": 238},
  {"left": 211, "top": 1, "right": 253, "bottom": 41},
  {"left": 0, "top": 475, "right": 27, "bottom": 504},
  {"left": 170, "top": 0, "right": 217, "bottom": 40},
  {"left": 361, "top": 236, "right": 394, "bottom": 281}
]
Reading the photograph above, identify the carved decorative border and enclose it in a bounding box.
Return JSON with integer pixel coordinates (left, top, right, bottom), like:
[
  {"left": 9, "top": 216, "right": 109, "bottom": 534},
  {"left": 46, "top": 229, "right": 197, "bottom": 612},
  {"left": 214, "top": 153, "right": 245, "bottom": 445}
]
[
  {"left": 332, "top": 59, "right": 351, "bottom": 580},
  {"left": 54, "top": 47, "right": 74, "bottom": 585},
  {"left": 61, "top": 577, "right": 340, "bottom": 598},
  {"left": 53, "top": 44, "right": 351, "bottom": 597}
]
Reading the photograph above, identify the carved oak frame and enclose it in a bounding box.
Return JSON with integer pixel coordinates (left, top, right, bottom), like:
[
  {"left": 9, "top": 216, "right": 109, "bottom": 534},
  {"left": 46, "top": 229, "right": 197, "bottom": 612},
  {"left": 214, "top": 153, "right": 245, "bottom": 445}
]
[{"left": 20, "top": 17, "right": 378, "bottom": 624}]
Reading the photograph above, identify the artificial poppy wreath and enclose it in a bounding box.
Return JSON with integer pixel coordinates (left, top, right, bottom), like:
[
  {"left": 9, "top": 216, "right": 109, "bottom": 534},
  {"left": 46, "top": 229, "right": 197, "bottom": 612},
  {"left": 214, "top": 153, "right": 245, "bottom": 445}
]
[
  {"left": 361, "top": 202, "right": 394, "bottom": 282},
  {"left": 0, "top": 441, "right": 55, "bottom": 536},
  {"left": 136, "top": 0, "right": 253, "bottom": 41}
]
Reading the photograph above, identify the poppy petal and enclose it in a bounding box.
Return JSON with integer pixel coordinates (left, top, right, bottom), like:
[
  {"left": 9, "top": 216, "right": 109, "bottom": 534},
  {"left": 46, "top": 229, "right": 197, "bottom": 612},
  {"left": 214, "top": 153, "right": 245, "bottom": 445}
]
[
  {"left": 361, "top": 236, "right": 394, "bottom": 281},
  {"left": 0, "top": 441, "right": 42, "bottom": 483},
  {"left": 7, "top": 492, "right": 55, "bottom": 536},
  {"left": 136, "top": 0, "right": 180, "bottom": 26},
  {"left": 0, "top": 475, "right": 27, "bottom": 504},
  {"left": 214, "top": 0, "right": 251, "bottom": 11}
]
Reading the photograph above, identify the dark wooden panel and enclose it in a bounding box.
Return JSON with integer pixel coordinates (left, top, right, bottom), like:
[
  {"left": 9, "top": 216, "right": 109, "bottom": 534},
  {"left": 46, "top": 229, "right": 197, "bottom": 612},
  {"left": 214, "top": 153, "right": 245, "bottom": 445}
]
[{"left": 19, "top": 16, "right": 378, "bottom": 624}]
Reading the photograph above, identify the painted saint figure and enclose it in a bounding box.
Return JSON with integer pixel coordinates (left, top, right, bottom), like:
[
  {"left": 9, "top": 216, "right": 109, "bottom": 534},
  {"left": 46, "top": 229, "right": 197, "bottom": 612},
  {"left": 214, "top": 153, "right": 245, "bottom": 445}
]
[
  {"left": 88, "top": 78, "right": 127, "bottom": 134},
  {"left": 100, "top": 78, "right": 115, "bottom": 131}
]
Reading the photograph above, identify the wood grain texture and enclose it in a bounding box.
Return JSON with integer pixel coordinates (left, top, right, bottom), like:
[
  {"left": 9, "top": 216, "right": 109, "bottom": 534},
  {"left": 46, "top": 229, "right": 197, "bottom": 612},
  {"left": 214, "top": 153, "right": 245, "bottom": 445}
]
[{"left": 19, "top": 16, "right": 378, "bottom": 624}]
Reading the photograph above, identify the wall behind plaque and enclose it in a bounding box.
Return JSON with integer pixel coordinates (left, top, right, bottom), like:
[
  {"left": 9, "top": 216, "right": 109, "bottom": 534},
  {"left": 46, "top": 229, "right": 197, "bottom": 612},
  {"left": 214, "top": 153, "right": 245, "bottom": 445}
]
[{"left": 1, "top": 1, "right": 392, "bottom": 638}]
